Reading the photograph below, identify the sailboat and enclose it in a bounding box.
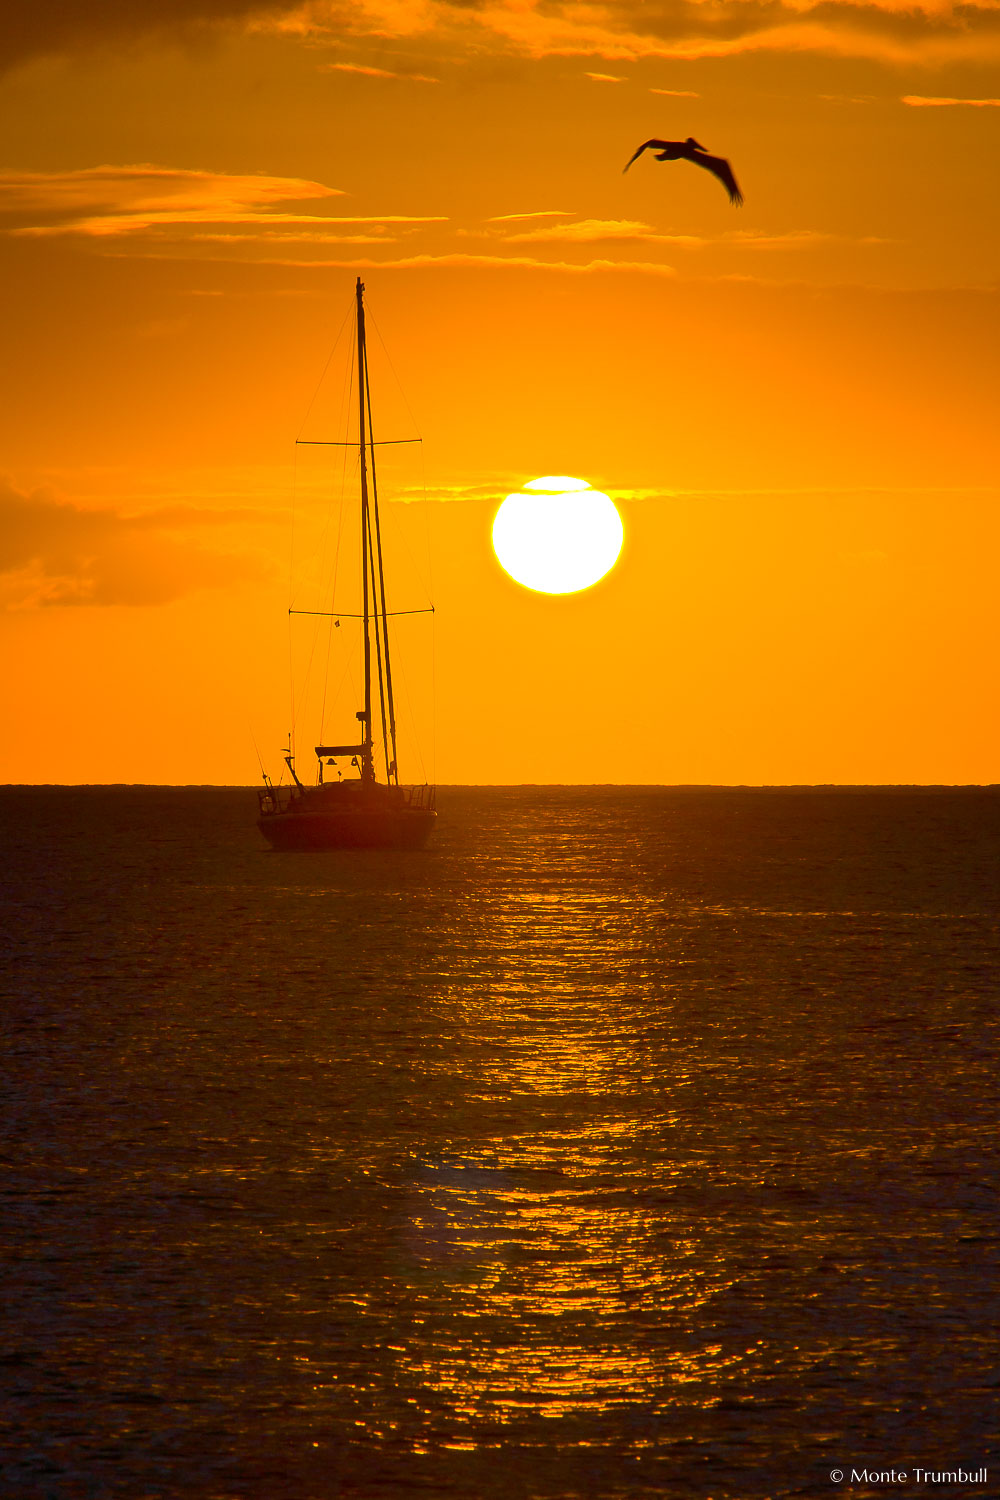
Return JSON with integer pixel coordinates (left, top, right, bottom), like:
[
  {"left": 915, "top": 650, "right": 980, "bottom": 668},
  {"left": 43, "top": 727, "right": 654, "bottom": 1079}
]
[{"left": 257, "top": 277, "right": 437, "bottom": 850}]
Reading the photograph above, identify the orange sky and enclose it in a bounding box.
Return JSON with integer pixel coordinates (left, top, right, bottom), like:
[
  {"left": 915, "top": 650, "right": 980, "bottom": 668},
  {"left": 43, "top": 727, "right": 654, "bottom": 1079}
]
[{"left": 1, "top": 0, "right": 998, "bottom": 784}]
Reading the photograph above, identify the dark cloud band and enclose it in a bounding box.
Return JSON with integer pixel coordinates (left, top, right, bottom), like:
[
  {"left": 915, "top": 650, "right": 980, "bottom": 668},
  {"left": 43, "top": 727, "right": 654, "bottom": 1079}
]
[
  {"left": 0, "top": 483, "right": 270, "bottom": 607},
  {"left": 0, "top": 0, "right": 302, "bottom": 72}
]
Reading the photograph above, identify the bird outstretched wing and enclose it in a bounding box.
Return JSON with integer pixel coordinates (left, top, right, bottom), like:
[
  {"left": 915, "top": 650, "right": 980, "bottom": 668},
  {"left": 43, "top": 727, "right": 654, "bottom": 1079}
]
[
  {"left": 690, "top": 150, "right": 743, "bottom": 206},
  {"left": 622, "top": 139, "right": 670, "bottom": 173}
]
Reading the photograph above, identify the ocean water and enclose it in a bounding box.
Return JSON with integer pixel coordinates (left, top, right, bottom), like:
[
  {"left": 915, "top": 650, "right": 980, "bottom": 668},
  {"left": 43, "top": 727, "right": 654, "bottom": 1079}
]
[{"left": 1, "top": 786, "right": 997, "bottom": 1500}]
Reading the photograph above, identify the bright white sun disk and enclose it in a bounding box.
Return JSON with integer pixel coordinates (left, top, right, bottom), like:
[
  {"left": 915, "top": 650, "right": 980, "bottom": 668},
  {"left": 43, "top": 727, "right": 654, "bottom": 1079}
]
[{"left": 492, "top": 476, "right": 623, "bottom": 595}]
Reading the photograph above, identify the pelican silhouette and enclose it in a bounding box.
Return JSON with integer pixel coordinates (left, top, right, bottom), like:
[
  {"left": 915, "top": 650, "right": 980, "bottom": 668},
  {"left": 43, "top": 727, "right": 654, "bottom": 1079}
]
[{"left": 623, "top": 136, "right": 743, "bottom": 206}]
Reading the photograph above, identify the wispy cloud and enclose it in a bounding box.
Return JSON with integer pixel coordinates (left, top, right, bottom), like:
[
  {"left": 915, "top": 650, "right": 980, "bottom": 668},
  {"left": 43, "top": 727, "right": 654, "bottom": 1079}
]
[
  {"left": 231, "top": 250, "right": 679, "bottom": 276},
  {"left": 186, "top": 229, "right": 401, "bottom": 244},
  {"left": 0, "top": 481, "right": 271, "bottom": 609},
  {"left": 901, "top": 94, "right": 1000, "bottom": 106},
  {"left": 650, "top": 87, "right": 700, "bottom": 96},
  {"left": 493, "top": 223, "right": 881, "bottom": 252},
  {"left": 721, "top": 229, "right": 837, "bottom": 249},
  {"left": 502, "top": 217, "right": 702, "bottom": 245},
  {"left": 487, "top": 210, "right": 575, "bottom": 222},
  {"left": 584, "top": 70, "right": 625, "bottom": 81},
  {"left": 388, "top": 478, "right": 518, "bottom": 504},
  {"left": 0, "top": 165, "right": 342, "bottom": 238},
  {"left": 321, "top": 61, "right": 439, "bottom": 80},
  {"left": 0, "top": 166, "right": 446, "bottom": 242}
]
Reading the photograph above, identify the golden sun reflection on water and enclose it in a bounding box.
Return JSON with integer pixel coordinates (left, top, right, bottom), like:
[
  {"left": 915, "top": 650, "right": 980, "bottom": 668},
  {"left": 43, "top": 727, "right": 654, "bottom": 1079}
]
[
  {"left": 398, "top": 1154, "right": 750, "bottom": 1428},
  {"left": 389, "top": 878, "right": 750, "bottom": 1438}
]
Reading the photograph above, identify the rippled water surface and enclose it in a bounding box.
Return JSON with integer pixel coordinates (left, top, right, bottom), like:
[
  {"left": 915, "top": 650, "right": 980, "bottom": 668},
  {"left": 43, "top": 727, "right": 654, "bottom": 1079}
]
[{"left": 2, "top": 787, "right": 998, "bottom": 1499}]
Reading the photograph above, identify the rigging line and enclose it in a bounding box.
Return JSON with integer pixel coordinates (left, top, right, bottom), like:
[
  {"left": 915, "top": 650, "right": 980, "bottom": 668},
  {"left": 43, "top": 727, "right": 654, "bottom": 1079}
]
[
  {"left": 366, "top": 302, "right": 423, "bottom": 448},
  {"left": 333, "top": 654, "right": 359, "bottom": 736},
  {"left": 356, "top": 284, "right": 373, "bottom": 772},
  {"left": 289, "top": 607, "right": 434, "bottom": 619},
  {"left": 368, "top": 503, "right": 391, "bottom": 782},
  {"left": 421, "top": 426, "right": 434, "bottom": 607},
  {"left": 365, "top": 298, "right": 431, "bottom": 609},
  {"left": 299, "top": 568, "right": 329, "bottom": 740},
  {"left": 290, "top": 327, "right": 357, "bottom": 618},
  {"left": 367, "top": 297, "right": 434, "bottom": 609},
  {"left": 248, "top": 720, "right": 266, "bottom": 778},
  {"left": 288, "top": 446, "right": 298, "bottom": 750},
  {"left": 318, "top": 572, "right": 338, "bottom": 749},
  {"left": 365, "top": 292, "right": 431, "bottom": 786},
  {"left": 364, "top": 332, "right": 400, "bottom": 783},
  {"left": 294, "top": 292, "right": 356, "bottom": 741},
  {"left": 305, "top": 327, "right": 355, "bottom": 740},
  {"left": 295, "top": 300, "right": 353, "bottom": 444},
  {"left": 428, "top": 600, "right": 434, "bottom": 786},
  {"left": 389, "top": 608, "right": 427, "bottom": 786},
  {"left": 362, "top": 327, "right": 393, "bottom": 783},
  {"left": 379, "top": 471, "right": 435, "bottom": 617},
  {"left": 332, "top": 334, "right": 357, "bottom": 604},
  {"left": 320, "top": 339, "right": 356, "bottom": 744},
  {"left": 288, "top": 426, "right": 298, "bottom": 606},
  {"left": 295, "top": 438, "right": 422, "bottom": 447}
]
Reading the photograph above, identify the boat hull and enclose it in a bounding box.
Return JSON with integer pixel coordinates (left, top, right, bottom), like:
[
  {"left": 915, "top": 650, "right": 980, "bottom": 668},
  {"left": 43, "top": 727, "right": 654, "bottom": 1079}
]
[
  {"left": 258, "top": 807, "right": 435, "bottom": 850},
  {"left": 257, "top": 782, "right": 436, "bottom": 850}
]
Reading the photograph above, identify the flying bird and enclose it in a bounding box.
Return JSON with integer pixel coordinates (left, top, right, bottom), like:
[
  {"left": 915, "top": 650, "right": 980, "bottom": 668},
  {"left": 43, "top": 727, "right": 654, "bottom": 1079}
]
[{"left": 623, "top": 137, "right": 744, "bottom": 206}]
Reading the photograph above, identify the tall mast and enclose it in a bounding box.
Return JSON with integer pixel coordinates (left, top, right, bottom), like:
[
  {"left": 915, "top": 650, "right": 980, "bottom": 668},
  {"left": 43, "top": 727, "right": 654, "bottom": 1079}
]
[
  {"left": 355, "top": 276, "right": 374, "bottom": 781},
  {"left": 363, "top": 354, "right": 400, "bottom": 785}
]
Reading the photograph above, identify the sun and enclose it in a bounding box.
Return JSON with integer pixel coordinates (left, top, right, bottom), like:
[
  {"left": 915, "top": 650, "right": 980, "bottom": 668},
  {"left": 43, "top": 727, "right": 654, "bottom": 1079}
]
[{"left": 492, "top": 476, "right": 624, "bottom": 595}]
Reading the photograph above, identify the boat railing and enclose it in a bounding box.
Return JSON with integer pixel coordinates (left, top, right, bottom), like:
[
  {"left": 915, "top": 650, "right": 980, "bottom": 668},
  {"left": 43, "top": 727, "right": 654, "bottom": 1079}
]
[
  {"left": 259, "top": 781, "right": 434, "bottom": 815},
  {"left": 258, "top": 784, "right": 293, "bottom": 816}
]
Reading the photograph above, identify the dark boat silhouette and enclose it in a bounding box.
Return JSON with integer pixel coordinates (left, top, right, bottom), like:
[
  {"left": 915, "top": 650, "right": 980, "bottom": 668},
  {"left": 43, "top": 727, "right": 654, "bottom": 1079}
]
[{"left": 257, "top": 278, "right": 436, "bottom": 850}]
